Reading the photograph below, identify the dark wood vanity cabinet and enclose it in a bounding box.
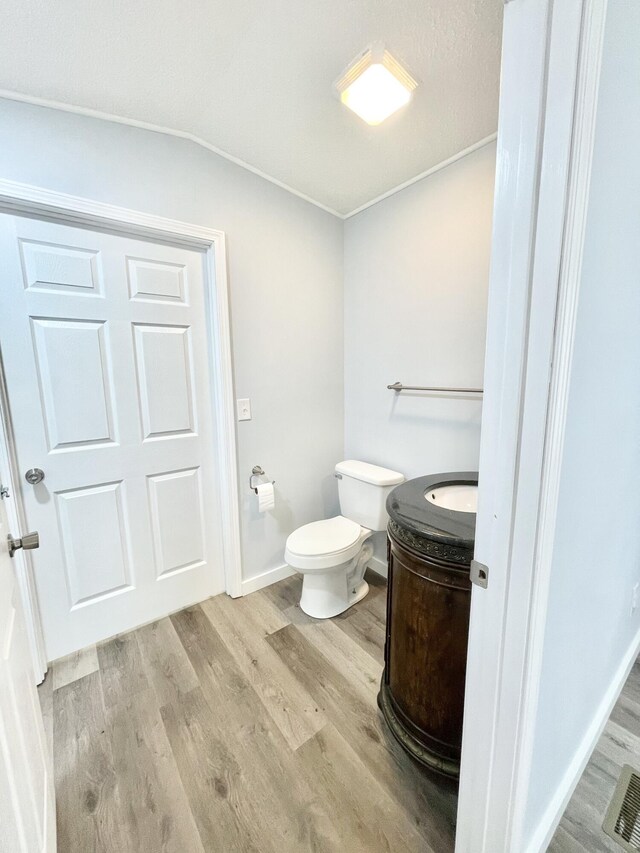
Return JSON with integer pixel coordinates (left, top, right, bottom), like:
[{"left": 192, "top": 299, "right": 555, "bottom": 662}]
[{"left": 378, "top": 522, "right": 472, "bottom": 778}]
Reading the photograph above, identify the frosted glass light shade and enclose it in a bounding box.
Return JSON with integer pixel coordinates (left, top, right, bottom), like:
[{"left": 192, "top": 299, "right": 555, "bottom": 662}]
[{"left": 336, "top": 48, "right": 417, "bottom": 126}]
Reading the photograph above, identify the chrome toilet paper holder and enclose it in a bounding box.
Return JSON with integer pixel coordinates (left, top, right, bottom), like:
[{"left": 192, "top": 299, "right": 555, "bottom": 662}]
[{"left": 250, "top": 465, "right": 275, "bottom": 493}]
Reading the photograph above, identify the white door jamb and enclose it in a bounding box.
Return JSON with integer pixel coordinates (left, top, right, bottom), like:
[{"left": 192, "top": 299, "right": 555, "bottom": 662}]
[
  {"left": 456, "top": 1, "right": 608, "bottom": 851},
  {"left": 0, "top": 357, "right": 48, "bottom": 682}
]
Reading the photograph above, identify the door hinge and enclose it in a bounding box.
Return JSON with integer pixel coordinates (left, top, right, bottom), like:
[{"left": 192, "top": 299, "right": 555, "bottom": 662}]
[
  {"left": 0, "top": 484, "right": 9, "bottom": 500},
  {"left": 470, "top": 559, "right": 489, "bottom": 589}
]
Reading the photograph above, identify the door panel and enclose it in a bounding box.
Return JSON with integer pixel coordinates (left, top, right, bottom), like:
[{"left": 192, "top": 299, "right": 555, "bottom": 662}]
[
  {"left": 0, "top": 214, "right": 225, "bottom": 660},
  {"left": 19, "top": 238, "right": 102, "bottom": 295},
  {"left": 55, "top": 480, "right": 133, "bottom": 607},
  {"left": 31, "top": 317, "right": 116, "bottom": 450},
  {"left": 0, "top": 494, "right": 55, "bottom": 852},
  {"left": 132, "top": 323, "right": 196, "bottom": 439},
  {"left": 148, "top": 466, "right": 206, "bottom": 578},
  {"left": 126, "top": 256, "right": 187, "bottom": 303}
]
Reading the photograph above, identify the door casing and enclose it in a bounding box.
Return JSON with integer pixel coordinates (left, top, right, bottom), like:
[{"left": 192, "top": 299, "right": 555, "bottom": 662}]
[
  {"left": 0, "top": 357, "right": 48, "bottom": 681},
  {"left": 0, "top": 179, "right": 243, "bottom": 672},
  {"left": 456, "top": 1, "right": 611, "bottom": 851}
]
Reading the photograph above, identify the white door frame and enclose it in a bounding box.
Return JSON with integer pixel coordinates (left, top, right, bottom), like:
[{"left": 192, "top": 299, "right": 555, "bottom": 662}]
[
  {"left": 0, "top": 356, "right": 48, "bottom": 682},
  {"left": 0, "top": 179, "right": 243, "bottom": 671},
  {"left": 456, "top": 1, "right": 607, "bottom": 851}
]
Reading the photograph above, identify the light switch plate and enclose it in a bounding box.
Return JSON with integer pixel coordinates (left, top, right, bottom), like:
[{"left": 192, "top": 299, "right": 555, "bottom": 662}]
[{"left": 237, "top": 398, "right": 252, "bottom": 421}]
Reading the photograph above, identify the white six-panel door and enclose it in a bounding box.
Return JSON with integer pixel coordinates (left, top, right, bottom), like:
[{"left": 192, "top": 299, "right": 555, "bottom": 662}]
[
  {"left": 0, "top": 214, "right": 225, "bottom": 660},
  {"left": 0, "top": 492, "right": 55, "bottom": 852}
]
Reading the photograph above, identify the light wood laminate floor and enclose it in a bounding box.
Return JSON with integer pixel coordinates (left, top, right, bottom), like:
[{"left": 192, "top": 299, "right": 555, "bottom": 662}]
[
  {"left": 550, "top": 656, "right": 640, "bottom": 851},
  {"left": 39, "top": 570, "right": 458, "bottom": 853}
]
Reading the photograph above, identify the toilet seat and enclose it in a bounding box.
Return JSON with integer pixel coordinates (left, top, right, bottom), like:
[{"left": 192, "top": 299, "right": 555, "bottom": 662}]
[{"left": 285, "top": 516, "right": 368, "bottom": 571}]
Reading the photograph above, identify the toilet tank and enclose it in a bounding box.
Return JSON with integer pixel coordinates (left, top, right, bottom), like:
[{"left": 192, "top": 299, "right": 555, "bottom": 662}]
[{"left": 336, "top": 460, "right": 404, "bottom": 531}]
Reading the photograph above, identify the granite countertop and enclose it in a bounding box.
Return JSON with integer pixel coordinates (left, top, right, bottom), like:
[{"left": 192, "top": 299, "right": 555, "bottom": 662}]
[{"left": 386, "top": 472, "right": 478, "bottom": 551}]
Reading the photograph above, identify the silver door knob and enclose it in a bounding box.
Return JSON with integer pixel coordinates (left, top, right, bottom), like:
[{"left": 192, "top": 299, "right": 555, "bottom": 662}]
[
  {"left": 24, "top": 468, "right": 45, "bottom": 485},
  {"left": 8, "top": 531, "right": 39, "bottom": 558}
]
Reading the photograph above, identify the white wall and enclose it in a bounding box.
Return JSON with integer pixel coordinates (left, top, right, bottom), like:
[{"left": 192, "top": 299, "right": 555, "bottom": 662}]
[
  {"left": 0, "top": 99, "right": 344, "bottom": 586},
  {"left": 0, "top": 101, "right": 497, "bottom": 585},
  {"left": 523, "top": 0, "right": 640, "bottom": 843},
  {"left": 344, "top": 142, "right": 496, "bottom": 564}
]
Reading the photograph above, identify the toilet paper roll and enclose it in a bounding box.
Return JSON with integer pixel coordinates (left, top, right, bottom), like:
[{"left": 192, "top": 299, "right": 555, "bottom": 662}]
[{"left": 256, "top": 482, "right": 275, "bottom": 513}]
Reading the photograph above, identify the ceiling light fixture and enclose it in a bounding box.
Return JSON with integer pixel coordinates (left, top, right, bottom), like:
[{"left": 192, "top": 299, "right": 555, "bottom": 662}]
[{"left": 335, "top": 45, "right": 418, "bottom": 126}]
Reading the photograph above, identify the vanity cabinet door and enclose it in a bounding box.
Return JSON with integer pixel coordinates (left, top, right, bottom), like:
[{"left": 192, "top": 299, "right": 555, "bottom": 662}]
[{"left": 379, "top": 529, "right": 471, "bottom": 777}]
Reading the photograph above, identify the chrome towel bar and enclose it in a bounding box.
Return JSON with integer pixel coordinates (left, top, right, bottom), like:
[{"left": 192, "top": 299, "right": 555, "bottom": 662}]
[{"left": 387, "top": 381, "right": 483, "bottom": 395}]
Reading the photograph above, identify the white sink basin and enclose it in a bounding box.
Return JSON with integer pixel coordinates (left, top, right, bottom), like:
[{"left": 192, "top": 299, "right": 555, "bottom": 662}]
[{"left": 425, "top": 484, "right": 478, "bottom": 514}]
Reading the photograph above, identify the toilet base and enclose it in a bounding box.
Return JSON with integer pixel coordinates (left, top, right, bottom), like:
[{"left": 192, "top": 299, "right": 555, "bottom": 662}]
[
  {"left": 300, "top": 576, "right": 369, "bottom": 619},
  {"left": 348, "top": 578, "right": 370, "bottom": 610}
]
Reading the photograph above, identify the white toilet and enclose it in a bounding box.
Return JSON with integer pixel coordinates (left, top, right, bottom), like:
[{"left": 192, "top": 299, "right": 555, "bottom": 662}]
[{"left": 285, "top": 460, "right": 405, "bottom": 618}]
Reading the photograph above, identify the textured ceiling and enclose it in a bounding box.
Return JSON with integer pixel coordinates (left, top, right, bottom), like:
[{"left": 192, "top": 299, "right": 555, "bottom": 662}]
[{"left": 0, "top": 1, "right": 502, "bottom": 216}]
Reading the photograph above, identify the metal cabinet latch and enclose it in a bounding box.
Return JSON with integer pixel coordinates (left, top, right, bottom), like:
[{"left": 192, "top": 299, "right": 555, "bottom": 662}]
[{"left": 470, "top": 559, "right": 489, "bottom": 589}]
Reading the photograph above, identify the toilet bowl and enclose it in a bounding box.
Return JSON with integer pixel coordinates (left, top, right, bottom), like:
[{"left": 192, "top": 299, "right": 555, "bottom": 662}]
[{"left": 285, "top": 460, "right": 404, "bottom": 618}]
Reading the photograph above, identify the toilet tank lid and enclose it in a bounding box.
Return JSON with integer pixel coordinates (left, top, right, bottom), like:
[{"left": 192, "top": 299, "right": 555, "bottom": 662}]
[{"left": 335, "top": 460, "right": 404, "bottom": 486}]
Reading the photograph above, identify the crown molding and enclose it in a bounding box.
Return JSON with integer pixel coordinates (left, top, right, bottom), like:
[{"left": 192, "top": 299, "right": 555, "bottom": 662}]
[
  {"left": 343, "top": 132, "right": 498, "bottom": 218},
  {"left": 0, "top": 90, "right": 497, "bottom": 221},
  {"left": 0, "top": 89, "right": 343, "bottom": 218}
]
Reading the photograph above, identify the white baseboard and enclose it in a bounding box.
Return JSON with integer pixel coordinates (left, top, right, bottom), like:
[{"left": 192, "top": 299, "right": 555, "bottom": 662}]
[
  {"left": 527, "top": 624, "right": 640, "bottom": 853},
  {"left": 367, "top": 555, "right": 388, "bottom": 579},
  {"left": 240, "top": 563, "right": 296, "bottom": 597}
]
